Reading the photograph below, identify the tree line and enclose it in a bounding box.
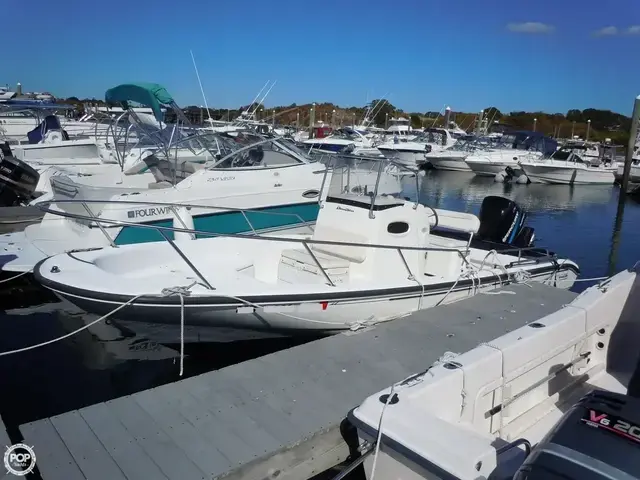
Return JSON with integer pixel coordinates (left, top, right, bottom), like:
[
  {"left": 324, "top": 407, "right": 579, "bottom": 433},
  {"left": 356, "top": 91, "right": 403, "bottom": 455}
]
[{"left": 60, "top": 96, "right": 632, "bottom": 145}]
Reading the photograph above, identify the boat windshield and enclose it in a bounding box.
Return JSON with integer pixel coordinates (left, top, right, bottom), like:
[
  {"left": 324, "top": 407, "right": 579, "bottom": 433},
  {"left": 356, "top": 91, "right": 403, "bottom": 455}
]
[
  {"left": 208, "top": 136, "right": 310, "bottom": 169},
  {"left": 423, "top": 128, "right": 449, "bottom": 146},
  {"left": 330, "top": 128, "right": 361, "bottom": 141},
  {"left": 552, "top": 147, "right": 586, "bottom": 163}
]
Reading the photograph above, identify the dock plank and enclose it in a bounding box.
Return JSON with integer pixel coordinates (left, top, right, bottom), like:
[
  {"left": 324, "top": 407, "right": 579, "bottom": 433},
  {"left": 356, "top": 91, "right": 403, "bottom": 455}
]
[
  {"left": 21, "top": 283, "right": 577, "bottom": 480},
  {"left": 0, "top": 415, "right": 12, "bottom": 480},
  {"left": 49, "top": 411, "right": 128, "bottom": 480},
  {"left": 106, "top": 397, "right": 207, "bottom": 480},
  {"left": 79, "top": 403, "right": 170, "bottom": 480},
  {"left": 20, "top": 419, "right": 85, "bottom": 480}
]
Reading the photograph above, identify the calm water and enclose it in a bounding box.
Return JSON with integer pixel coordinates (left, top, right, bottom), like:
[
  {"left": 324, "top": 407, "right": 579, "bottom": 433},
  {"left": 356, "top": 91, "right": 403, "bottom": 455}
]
[{"left": 1, "top": 170, "right": 639, "bottom": 455}]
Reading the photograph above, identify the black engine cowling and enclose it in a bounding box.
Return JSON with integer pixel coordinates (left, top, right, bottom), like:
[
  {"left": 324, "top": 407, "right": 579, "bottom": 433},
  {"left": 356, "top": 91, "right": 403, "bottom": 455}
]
[
  {"left": 476, "top": 196, "right": 534, "bottom": 248},
  {"left": 0, "top": 143, "right": 39, "bottom": 207},
  {"left": 514, "top": 390, "right": 640, "bottom": 479}
]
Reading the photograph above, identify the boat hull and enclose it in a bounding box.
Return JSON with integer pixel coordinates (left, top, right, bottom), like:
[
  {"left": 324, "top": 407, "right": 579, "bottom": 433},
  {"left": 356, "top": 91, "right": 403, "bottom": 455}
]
[
  {"left": 377, "top": 148, "right": 426, "bottom": 168},
  {"left": 465, "top": 160, "right": 524, "bottom": 177},
  {"left": 519, "top": 163, "right": 616, "bottom": 185},
  {"left": 35, "top": 261, "right": 579, "bottom": 343},
  {"left": 427, "top": 157, "right": 471, "bottom": 172}
]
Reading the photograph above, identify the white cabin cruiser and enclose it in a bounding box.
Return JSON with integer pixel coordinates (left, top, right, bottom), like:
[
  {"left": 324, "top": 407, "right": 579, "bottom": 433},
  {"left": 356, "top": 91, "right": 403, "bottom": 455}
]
[
  {"left": 33, "top": 192, "right": 578, "bottom": 343},
  {"left": 350, "top": 265, "right": 640, "bottom": 480},
  {"left": 465, "top": 131, "right": 557, "bottom": 180},
  {"left": 303, "top": 127, "right": 380, "bottom": 155},
  {"left": 0, "top": 134, "right": 338, "bottom": 273},
  {"left": 425, "top": 134, "right": 494, "bottom": 172},
  {"left": 378, "top": 128, "right": 458, "bottom": 168},
  {"left": 519, "top": 143, "right": 618, "bottom": 185},
  {"left": 386, "top": 117, "right": 413, "bottom": 137}
]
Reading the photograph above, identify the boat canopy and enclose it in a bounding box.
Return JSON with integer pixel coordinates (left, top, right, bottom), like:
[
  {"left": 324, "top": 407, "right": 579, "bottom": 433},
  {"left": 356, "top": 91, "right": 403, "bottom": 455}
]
[
  {"left": 104, "top": 83, "right": 174, "bottom": 122},
  {"left": 507, "top": 130, "right": 558, "bottom": 156}
]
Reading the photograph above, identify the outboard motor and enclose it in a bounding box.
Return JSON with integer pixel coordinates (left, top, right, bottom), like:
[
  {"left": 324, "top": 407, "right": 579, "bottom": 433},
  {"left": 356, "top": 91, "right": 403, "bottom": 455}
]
[
  {"left": 476, "top": 196, "right": 535, "bottom": 247},
  {"left": 0, "top": 142, "right": 40, "bottom": 207},
  {"left": 514, "top": 390, "right": 640, "bottom": 480}
]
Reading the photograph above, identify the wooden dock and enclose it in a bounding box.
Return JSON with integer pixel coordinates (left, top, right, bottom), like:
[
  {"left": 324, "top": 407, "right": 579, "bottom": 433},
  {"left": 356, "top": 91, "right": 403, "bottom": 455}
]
[{"left": 19, "top": 283, "right": 577, "bottom": 480}]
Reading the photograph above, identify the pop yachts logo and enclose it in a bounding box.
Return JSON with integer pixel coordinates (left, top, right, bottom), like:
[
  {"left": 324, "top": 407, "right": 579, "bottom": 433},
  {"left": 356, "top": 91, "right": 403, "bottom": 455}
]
[
  {"left": 4, "top": 444, "right": 36, "bottom": 476},
  {"left": 127, "top": 206, "right": 172, "bottom": 219}
]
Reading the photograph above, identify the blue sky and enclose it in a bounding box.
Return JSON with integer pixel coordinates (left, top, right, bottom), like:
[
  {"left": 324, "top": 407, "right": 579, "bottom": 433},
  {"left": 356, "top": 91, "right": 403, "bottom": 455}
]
[{"left": 4, "top": 0, "right": 639, "bottom": 114}]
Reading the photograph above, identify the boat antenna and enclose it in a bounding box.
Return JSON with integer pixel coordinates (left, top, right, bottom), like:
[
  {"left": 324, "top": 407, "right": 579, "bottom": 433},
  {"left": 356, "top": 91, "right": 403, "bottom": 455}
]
[
  {"left": 366, "top": 95, "right": 389, "bottom": 125},
  {"left": 245, "top": 80, "right": 270, "bottom": 117},
  {"left": 430, "top": 105, "right": 446, "bottom": 128},
  {"left": 253, "top": 80, "right": 277, "bottom": 118},
  {"left": 190, "top": 50, "right": 215, "bottom": 131},
  {"left": 485, "top": 108, "right": 499, "bottom": 131}
]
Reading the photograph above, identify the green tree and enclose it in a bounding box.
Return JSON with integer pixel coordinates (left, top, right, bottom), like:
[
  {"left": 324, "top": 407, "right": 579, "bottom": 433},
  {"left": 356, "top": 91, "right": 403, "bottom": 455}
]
[
  {"left": 483, "top": 107, "right": 503, "bottom": 122},
  {"left": 410, "top": 114, "right": 422, "bottom": 129},
  {"left": 367, "top": 99, "right": 397, "bottom": 127}
]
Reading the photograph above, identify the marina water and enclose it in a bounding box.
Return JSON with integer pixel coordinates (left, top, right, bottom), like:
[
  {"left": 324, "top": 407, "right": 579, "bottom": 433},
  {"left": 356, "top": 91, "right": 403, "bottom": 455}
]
[{"left": 1, "top": 170, "right": 639, "bottom": 442}]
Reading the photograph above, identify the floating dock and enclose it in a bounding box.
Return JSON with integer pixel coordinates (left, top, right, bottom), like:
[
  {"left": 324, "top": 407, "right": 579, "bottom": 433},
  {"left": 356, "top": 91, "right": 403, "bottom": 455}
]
[
  {"left": 19, "top": 283, "right": 577, "bottom": 480},
  {"left": 1, "top": 414, "right": 13, "bottom": 480}
]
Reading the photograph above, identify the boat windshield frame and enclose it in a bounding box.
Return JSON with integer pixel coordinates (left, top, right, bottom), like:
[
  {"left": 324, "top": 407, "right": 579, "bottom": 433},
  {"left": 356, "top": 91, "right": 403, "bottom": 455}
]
[{"left": 206, "top": 135, "right": 310, "bottom": 170}]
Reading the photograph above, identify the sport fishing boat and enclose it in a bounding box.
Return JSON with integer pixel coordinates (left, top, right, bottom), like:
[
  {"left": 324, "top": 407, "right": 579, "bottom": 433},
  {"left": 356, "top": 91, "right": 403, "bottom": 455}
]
[
  {"left": 349, "top": 265, "right": 640, "bottom": 479},
  {"left": 519, "top": 143, "right": 618, "bottom": 185},
  {"left": 464, "top": 131, "right": 557, "bottom": 180},
  {"left": 33, "top": 188, "right": 578, "bottom": 343}
]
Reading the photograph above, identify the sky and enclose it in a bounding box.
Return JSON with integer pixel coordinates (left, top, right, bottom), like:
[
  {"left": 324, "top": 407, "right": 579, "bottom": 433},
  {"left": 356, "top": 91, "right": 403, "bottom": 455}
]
[{"left": 4, "top": 0, "right": 639, "bottom": 115}]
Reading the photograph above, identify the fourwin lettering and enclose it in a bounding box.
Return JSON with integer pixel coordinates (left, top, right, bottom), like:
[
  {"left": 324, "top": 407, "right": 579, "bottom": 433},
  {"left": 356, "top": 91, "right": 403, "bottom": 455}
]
[{"left": 127, "top": 206, "right": 172, "bottom": 219}]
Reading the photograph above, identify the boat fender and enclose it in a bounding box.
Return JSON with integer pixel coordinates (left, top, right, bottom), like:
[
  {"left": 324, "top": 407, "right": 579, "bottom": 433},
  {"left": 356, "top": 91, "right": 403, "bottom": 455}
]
[
  {"left": 516, "top": 174, "right": 529, "bottom": 184},
  {"left": 173, "top": 206, "right": 195, "bottom": 241},
  {"left": 494, "top": 172, "right": 506, "bottom": 183}
]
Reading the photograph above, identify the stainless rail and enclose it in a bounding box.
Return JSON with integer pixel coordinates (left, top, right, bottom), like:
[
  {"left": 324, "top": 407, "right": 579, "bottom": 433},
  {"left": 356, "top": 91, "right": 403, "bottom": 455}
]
[{"left": 36, "top": 198, "right": 559, "bottom": 288}]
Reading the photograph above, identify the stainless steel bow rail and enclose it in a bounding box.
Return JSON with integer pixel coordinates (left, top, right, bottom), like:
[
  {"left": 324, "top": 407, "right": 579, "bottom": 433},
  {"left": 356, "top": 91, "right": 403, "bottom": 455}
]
[{"left": 37, "top": 197, "right": 559, "bottom": 290}]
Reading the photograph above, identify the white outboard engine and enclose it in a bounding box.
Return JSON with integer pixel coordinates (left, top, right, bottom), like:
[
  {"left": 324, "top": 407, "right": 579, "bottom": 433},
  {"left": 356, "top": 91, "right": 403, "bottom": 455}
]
[
  {"left": 0, "top": 142, "right": 39, "bottom": 207},
  {"left": 476, "top": 196, "right": 535, "bottom": 247}
]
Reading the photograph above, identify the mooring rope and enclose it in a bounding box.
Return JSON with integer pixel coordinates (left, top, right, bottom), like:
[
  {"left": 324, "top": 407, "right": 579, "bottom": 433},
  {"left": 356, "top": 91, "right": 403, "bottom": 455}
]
[{"left": 0, "top": 269, "right": 32, "bottom": 284}]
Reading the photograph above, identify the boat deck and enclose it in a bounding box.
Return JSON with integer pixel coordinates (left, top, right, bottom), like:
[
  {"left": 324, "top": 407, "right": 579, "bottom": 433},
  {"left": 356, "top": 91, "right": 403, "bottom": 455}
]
[{"left": 19, "top": 283, "right": 577, "bottom": 480}]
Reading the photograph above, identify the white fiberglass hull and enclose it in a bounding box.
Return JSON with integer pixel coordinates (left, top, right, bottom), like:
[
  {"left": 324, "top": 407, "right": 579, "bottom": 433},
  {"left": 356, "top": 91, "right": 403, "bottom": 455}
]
[
  {"left": 615, "top": 164, "right": 640, "bottom": 183},
  {"left": 465, "top": 160, "right": 523, "bottom": 177},
  {"left": 520, "top": 162, "right": 616, "bottom": 185},
  {"left": 37, "top": 265, "right": 576, "bottom": 342},
  {"left": 426, "top": 154, "right": 471, "bottom": 172},
  {"left": 377, "top": 148, "right": 426, "bottom": 168},
  {"left": 350, "top": 267, "right": 638, "bottom": 480},
  {"left": 33, "top": 230, "right": 578, "bottom": 342}
]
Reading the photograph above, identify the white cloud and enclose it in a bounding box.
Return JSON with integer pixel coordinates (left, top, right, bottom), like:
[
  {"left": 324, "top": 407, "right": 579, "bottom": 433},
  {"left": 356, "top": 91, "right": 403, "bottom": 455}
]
[
  {"left": 507, "top": 22, "right": 555, "bottom": 34},
  {"left": 593, "top": 26, "right": 619, "bottom": 36},
  {"left": 627, "top": 25, "right": 640, "bottom": 35}
]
